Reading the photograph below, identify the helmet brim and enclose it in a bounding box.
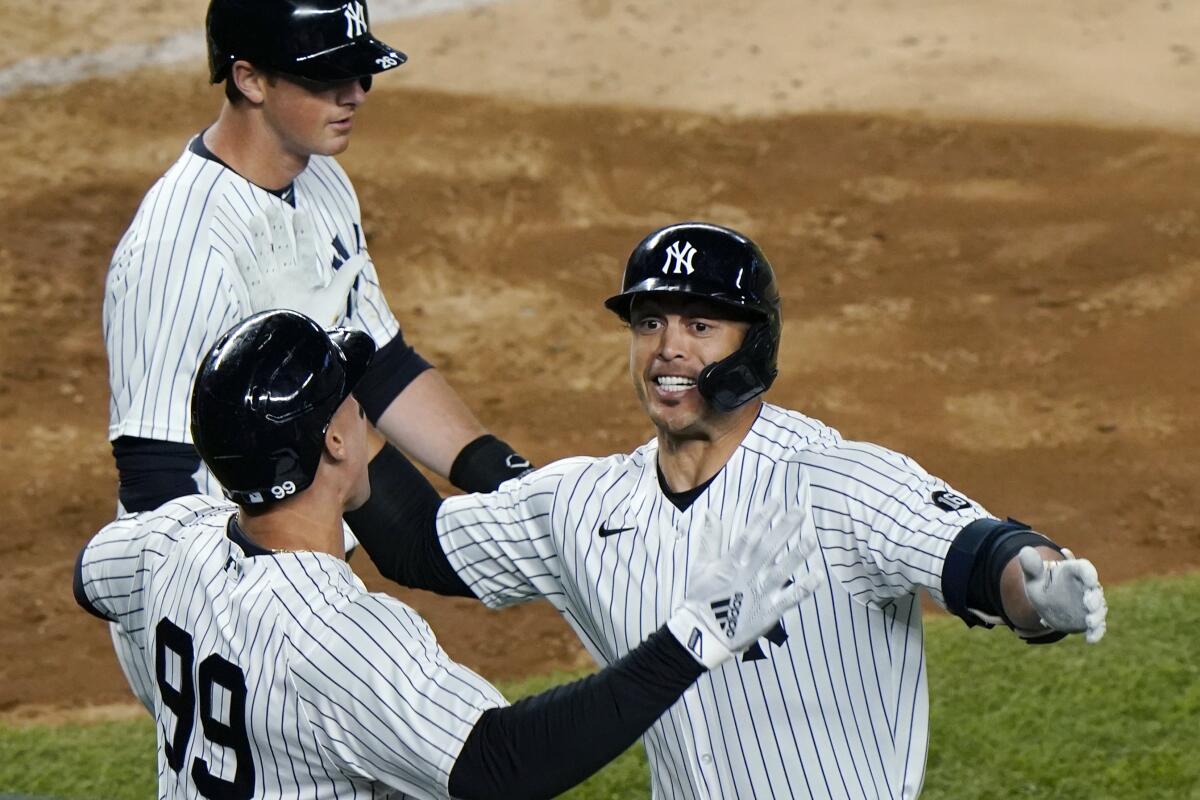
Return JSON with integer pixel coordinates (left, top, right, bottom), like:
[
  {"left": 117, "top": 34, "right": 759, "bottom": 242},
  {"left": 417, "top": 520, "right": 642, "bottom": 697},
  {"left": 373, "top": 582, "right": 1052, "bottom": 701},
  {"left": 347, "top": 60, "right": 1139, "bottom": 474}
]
[
  {"left": 328, "top": 328, "right": 375, "bottom": 401},
  {"left": 287, "top": 36, "right": 407, "bottom": 82},
  {"left": 604, "top": 279, "right": 769, "bottom": 322}
]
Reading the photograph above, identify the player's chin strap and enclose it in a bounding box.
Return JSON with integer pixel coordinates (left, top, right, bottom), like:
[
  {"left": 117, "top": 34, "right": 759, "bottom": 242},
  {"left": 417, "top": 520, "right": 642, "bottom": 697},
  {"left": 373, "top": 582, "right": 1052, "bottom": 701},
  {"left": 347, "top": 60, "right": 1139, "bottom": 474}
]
[
  {"left": 942, "top": 518, "right": 1067, "bottom": 645},
  {"left": 697, "top": 322, "right": 779, "bottom": 413}
]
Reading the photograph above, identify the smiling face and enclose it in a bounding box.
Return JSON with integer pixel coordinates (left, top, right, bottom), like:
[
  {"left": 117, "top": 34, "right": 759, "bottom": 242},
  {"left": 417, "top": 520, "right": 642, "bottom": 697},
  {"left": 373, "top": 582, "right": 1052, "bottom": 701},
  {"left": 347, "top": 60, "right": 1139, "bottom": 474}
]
[{"left": 628, "top": 294, "right": 753, "bottom": 438}]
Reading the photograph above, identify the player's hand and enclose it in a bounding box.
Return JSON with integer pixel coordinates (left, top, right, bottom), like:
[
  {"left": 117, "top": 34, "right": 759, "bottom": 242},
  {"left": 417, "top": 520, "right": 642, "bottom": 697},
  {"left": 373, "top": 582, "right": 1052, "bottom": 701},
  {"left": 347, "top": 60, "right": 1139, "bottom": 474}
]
[
  {"left": 232, "top": 205, "right": 368, "bottom": 326},
  {"left": 1018, "top": 546, "right": 1107, "bottom": 644},
  {"left": 667, "top": 504, "right": 823, "bottom": 669}
]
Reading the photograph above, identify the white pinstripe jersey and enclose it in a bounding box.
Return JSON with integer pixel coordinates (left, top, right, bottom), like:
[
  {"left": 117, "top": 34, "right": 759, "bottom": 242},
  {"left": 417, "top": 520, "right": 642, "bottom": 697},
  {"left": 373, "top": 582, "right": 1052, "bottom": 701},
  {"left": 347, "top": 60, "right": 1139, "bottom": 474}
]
[
  {"left": 103, "top": 138, "right": 398, "bottom": 710},
  {"left": 438, "top": 403, "right": 993, "bottom": 800},
  {"left": 103, "top": 138, "right": 400, "bottom": 494},
  {"left": 78, "top": 495, "right": 506, "bottom": 799}
]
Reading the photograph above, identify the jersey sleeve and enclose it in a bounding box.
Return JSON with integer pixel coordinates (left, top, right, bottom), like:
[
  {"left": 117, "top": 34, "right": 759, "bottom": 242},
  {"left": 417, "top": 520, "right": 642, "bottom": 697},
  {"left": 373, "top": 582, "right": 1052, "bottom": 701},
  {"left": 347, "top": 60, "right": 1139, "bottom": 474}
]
[
  {"left": 73, "top": 512, "right": 175, "bottom": 641},
  {"left": 105, "top": 206, "right": 244, "bottom": 443},
  {"left": 801, "top": 440, "right": 993, "bottom": 608},
  {"left": 436, "top": 460, "right": 585, "bottom": 609},
  {"left": 288, "top": 594, "right": 506, "bottom": 797},
  {"left": 346, "top": 249, "right": 401, "bottom": 345}
]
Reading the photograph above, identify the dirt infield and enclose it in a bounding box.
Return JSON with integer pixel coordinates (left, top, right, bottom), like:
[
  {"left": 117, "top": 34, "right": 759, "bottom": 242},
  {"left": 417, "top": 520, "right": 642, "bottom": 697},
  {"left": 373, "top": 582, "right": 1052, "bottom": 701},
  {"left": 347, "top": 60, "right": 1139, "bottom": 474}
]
[{"left": 1, "top": 1, "right": 1198, "bottom": 714}]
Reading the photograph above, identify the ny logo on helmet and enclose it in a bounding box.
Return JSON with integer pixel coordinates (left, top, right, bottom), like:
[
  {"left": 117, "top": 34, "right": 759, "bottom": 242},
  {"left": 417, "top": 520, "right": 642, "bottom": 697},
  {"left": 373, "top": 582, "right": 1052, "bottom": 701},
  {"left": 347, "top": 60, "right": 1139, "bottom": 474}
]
[
  {"left": 344, "top": 1, "right": 367, "bottom": 38},
  {"left": 662, "top": 241, "right": 697, "bottom": 275}
]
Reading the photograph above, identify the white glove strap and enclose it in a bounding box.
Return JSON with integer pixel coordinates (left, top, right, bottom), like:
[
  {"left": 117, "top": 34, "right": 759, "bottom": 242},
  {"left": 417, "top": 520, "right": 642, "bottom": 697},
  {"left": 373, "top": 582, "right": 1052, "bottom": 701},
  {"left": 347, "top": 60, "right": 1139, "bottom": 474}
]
[{"left": 667, "top": 607, "right": 734, "bottom": 671}]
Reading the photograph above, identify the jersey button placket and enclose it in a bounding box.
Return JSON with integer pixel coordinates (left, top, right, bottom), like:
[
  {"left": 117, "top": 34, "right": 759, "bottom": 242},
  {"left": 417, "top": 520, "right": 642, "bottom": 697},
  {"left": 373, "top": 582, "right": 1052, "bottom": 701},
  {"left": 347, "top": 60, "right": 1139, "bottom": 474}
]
[
  {"left": 697, "top": 748, "right": 721, "bottom": 799},
  {"left": 681, "top": 691, "right": 719, "bottom": 799}
]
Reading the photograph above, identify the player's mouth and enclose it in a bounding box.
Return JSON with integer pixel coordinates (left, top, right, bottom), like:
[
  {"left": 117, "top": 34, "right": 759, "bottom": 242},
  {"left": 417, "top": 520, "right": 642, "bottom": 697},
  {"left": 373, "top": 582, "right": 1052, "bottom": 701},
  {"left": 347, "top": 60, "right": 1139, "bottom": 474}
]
[
  {"left": 330, "top": 116, "right": 354, "bottom": 131},
  {"left": 652, "top": 375, "right": 697, "bottom": 395}
]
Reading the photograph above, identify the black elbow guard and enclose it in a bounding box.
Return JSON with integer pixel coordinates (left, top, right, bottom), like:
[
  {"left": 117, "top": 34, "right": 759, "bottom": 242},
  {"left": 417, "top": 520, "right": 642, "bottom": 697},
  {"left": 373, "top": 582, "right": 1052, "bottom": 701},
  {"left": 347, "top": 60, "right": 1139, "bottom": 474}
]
[
  {"left": 943, "top": 518, "right": 1063, "bottom": 634},
  {"left": 449, "top": 435, "right": 533, "bottom": 493}
]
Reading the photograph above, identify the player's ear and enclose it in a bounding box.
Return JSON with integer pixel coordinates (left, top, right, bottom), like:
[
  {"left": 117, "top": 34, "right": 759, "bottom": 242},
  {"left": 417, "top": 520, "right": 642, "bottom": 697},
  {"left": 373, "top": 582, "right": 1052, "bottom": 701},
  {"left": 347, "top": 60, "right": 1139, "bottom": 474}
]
[
  {"left": 324, "top": 424, "right": 348, "bottom": 463},
  {"left": 231, "top": 60, "right": 269, "bottom": 106}
]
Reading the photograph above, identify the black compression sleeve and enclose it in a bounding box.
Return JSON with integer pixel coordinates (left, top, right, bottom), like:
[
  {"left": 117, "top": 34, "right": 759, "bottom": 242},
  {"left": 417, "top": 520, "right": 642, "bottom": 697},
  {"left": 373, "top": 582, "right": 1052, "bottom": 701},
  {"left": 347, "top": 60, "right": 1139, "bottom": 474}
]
[
  {"left": 342, "top": 442, "right": 474, "bottom": 597},
  {"left": 449, "top": 434, "right": 533, "bottom": 493},
  {"left": 111, "top": 436, "right": 202, "bottom": 512},
  {"left": 448, "top": 627, "right": 704, "bottom": 800},
  {"left": 353, "top": 330, "right": 433, "bottom": 423}
]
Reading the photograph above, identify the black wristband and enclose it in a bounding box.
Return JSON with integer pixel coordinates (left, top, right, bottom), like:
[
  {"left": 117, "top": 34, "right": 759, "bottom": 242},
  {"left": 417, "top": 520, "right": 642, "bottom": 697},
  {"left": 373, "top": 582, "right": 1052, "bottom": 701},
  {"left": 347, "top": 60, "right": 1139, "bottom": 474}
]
[
  {"left": 943, "top": 517, "right": 1062, "bottom": 630},
  {"left": 449, "top": 434, "right": 533, "bottom": 493},
  {"left": 980, "top": 529, "right": 1061, "bottom": 629}
]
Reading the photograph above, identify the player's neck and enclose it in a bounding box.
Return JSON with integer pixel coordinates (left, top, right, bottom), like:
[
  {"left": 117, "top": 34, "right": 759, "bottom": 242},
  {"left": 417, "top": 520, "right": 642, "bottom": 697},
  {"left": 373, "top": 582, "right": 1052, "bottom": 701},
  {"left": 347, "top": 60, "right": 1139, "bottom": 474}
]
[
  {"left": 205, "top": 104, "right": 309, "bottom": 191},
  {"left": 236, "top": 491, "right": 346, "bottom": 559},
  {"left": 655, "top": 400, "right": 760, "bottom": 492}
]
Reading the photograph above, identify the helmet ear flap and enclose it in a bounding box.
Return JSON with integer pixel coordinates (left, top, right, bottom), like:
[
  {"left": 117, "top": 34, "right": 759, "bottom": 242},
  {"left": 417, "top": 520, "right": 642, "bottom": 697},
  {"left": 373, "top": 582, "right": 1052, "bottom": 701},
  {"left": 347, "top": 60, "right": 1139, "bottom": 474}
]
[{"left": 697, "top": 321, "right": 779, "bottom": 412}]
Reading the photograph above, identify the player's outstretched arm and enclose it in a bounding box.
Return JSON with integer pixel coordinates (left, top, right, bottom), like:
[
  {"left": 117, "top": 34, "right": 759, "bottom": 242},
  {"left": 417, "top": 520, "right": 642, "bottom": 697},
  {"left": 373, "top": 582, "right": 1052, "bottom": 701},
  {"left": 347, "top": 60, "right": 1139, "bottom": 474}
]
[
  {"left": 370, "top": 370, "right": 532, "bottom": 491},
  {"left": 343, "top": 440, "right": 477, "bottom": 597},
  {"left": 942, "top": 519, "right": 1107, "bottom": 644},
  {"left": 446, "top": 504, "right": 822, "bottom": 800}
]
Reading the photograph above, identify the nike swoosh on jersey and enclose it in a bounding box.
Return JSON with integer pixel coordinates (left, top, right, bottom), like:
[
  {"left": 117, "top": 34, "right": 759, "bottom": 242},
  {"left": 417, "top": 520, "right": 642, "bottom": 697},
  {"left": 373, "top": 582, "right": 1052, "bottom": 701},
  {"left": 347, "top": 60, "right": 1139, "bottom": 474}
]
[{"left": 598, "top": 524, "right": 635, "bottom": 538}]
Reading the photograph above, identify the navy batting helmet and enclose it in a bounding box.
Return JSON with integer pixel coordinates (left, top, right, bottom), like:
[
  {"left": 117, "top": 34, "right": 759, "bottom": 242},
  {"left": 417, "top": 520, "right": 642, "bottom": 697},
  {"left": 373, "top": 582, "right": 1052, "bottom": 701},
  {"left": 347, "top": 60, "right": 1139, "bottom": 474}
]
[
  {"left": 605, "top": 222, "right": 782, "bottom": 412},
  {"left": 191, "top": 310, "right": 375, "bottom": 506},
  {"left": 206, "top": 0, "right": 407, "bottom": 85}
]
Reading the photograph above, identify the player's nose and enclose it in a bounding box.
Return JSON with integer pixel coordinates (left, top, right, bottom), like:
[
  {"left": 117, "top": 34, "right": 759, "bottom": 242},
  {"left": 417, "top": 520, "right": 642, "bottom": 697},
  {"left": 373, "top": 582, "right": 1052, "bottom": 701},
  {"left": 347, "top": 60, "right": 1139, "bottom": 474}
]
[
  {"left": 656, "top": 319, "right": 688, "bottom": 359},
  {"left": 339, "top": 79, "right": 368, "bottom": 107}
]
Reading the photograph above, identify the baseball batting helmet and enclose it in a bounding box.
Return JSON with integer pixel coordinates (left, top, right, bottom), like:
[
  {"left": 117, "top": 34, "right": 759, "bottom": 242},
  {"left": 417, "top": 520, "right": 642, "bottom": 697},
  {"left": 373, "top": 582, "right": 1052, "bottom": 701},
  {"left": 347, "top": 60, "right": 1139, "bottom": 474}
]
[
  {"left": 206, "top": 0, "right": 407, "bottom": 85},
  {"left": 604, "top": 222, "right": 782, "bottom": 412},
  {"left": 191, "top": 310, "right": 376, "bottom": 506}
]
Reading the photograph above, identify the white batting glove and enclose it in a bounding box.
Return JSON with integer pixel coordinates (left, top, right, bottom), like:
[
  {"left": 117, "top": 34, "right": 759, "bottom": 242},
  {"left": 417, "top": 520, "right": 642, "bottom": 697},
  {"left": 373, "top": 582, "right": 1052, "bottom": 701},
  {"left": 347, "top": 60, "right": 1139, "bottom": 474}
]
[
  {"left": 1018, "top": 546, "right": 1108, "bottom": 644},
  {"left": 232, "top": 205, "right": 368, "bottom": 327},
  {"left": 667, "top": 504, "right": 824, "bottom": 670}
]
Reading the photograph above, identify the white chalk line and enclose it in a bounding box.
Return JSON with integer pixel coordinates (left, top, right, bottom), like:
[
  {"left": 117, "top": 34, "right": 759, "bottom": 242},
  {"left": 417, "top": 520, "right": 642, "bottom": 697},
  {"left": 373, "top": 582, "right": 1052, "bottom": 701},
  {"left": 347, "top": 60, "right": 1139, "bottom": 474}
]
[{"left": 0, "top": 0, "right": 503, "bottom": 97}]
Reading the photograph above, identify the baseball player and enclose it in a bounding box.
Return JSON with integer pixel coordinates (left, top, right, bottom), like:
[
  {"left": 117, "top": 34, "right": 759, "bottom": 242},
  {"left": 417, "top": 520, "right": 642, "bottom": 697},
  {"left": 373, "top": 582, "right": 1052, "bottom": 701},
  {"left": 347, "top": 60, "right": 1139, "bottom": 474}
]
[
  {"left": 74, "top": 309, "right": 823, "bottom": 799},
  {"left": 102, "top": 0, "right": 532, "bottom": 712},
  {"left": 104, "top": 0, "right": 530, "bottom": 513},
  {"left": 330, "top": 223, "right": 1109, "bottom": 799}
]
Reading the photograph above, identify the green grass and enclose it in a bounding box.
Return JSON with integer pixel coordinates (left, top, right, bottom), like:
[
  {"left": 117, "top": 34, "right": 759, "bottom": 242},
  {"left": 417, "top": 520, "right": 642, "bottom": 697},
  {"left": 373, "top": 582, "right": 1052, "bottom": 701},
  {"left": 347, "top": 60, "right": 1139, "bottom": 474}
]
[
  {"left": 923, "top": 571, "right": 1200, "bottom": 799},
  {"left": 4, "top": 573, "right": 1197, "bottom": 799},
  {"left": 0, "top": 720, "right": 156, "bottom": 800}
]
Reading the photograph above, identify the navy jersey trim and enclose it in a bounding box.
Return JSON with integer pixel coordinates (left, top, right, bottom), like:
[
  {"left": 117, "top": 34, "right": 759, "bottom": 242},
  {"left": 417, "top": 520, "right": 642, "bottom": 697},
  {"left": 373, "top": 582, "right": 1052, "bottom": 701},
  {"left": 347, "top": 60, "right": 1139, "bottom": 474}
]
[
  {"left": 73, "top": 545, "right": 114, "bottom": 622},
  {"left": 227, "top": 517, "right": 276, "bottom": 558},
  {"left": 188, "top": 131, "right": 295, "bottom": 204},
  {"left": 656, "top": 464, "right": 720, "bottom": 511}
]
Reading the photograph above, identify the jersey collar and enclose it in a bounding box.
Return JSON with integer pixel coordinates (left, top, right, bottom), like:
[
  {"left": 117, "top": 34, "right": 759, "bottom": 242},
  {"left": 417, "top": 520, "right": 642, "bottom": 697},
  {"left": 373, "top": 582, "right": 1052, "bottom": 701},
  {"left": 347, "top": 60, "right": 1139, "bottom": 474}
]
[
  {"left": 226, "top": 516, "right": 274, "bottom": 557},
  {"left": 189, "top": 129, "right": 297, "bottom": 206}
]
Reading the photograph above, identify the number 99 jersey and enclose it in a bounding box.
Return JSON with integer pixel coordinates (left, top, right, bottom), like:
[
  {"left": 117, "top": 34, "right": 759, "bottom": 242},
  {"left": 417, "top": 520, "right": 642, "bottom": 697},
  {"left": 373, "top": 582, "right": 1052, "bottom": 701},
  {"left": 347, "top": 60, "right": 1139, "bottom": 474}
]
[{"left": 74, "top": 495, "right": 506, "bottom": 799}]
